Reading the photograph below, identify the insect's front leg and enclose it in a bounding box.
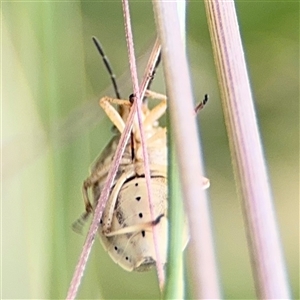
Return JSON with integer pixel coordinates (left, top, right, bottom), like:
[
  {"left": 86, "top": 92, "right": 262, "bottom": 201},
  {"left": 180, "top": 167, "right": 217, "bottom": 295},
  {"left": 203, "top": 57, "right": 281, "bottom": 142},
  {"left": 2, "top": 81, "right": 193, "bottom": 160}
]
[
  {"left": 144, "top": 90, "right": 210, "bottom": 189},
  {"left": 143, "top": 90, "right": 167, "bottom": 128},
  {"left": 99, "top": 96, "right": 132, "bottom": 133}
]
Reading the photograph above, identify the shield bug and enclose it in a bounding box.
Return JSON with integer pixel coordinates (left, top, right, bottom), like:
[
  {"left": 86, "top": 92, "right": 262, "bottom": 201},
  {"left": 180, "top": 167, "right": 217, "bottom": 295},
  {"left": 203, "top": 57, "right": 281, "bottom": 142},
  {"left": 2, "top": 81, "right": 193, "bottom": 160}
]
[
  {"left": 84, "top": 88, "right": 169, "bottom": 271},
  {"left": 77, "top": 37, "right": 168, "bottom": 272},
  {"left": 76, "top": 37, "right": 209, "bottom": 272}
]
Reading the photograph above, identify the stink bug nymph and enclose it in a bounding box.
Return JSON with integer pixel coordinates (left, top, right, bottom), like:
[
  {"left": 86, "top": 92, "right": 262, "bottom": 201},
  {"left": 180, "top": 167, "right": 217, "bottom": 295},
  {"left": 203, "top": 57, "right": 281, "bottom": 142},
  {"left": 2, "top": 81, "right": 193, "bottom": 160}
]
[
  {"left": 78, "top": 38, "right": 169, "bottom": 272},
  {"left": 75, "top": 37, "right": 208, "bottom": 272},
  {"left": 85, "top": 86, "right": 169, "bottom": 271}
]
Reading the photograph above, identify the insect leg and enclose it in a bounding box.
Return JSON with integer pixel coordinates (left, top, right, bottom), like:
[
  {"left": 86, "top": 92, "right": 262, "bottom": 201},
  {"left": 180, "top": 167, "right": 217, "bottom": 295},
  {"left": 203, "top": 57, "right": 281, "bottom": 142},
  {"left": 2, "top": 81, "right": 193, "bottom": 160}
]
[
  {"left": 82, "top": 163, "right": 113, "bottom": 214},
  {"left": 194, "top": 94, "right": 209, "bottom": 114},
  {"left": 105, "top": 214, "right": 165, "bottom": 237},
  {"left": 101, "top": 169, "right": 136, "bottom": 234},
  {"left": 143, "top": 90, "right": 167, "bottom": 128},
  {"left": 144, "top": 90, "right": 210, "bottom": 189},
  {"left": 99, "top": 96, "right": 132, "bottom": 133},
  {"left": 202, "top": 176, "right": 210, "bottom": 189}
]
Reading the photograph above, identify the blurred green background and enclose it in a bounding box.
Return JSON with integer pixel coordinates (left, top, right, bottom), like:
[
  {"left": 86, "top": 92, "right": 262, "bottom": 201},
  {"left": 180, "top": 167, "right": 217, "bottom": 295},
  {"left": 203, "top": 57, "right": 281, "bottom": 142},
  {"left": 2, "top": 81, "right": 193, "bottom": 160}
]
[{"left": 2, "top": 1, "right": 298, "bottom": 299}]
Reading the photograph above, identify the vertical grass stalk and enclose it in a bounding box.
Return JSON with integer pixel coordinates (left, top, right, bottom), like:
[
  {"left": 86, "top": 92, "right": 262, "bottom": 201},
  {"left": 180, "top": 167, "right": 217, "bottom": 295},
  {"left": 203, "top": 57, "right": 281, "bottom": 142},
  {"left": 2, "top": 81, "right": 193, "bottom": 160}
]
[
  {"left": 204, "top": 1, "right": 291, "bottom": 298},
  {"left": 153, "top": 1, "right": 221, "bottom": 299},
  {"left": 164, "top": 111, "right": 185, "bottom": 299}
]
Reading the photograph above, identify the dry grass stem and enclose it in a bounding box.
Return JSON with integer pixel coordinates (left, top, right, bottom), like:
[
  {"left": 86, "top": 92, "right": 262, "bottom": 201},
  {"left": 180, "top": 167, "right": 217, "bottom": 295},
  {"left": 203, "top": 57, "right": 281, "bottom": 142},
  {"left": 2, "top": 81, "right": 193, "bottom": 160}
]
[
  {"left": 153, "top": 1, "right": 221, "bottom": 299},
  {"left": 122, "top": 0, "right": 165, "bottom": 289},
  {"left": 204, "top": 1, "right": 291, "bottom": 298}
]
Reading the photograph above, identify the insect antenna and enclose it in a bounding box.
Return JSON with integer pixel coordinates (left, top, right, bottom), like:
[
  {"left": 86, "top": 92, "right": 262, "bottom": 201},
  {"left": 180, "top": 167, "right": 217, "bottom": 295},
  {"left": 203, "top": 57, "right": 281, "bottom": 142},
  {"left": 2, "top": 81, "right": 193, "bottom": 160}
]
[
  {"left": 93, "top": 36, "right": 136, "bottom": 162},
  {"left": 145, "top": 50, "right": 161, "bottom": 93},
  {"left": 92, "top": 36, "right": 122, "bottom": 100}
]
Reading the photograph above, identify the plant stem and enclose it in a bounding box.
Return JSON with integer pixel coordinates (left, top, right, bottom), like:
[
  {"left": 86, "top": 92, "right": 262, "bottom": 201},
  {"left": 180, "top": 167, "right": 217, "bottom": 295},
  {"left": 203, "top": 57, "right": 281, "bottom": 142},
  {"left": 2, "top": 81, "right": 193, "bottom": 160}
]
[
  {"left": 204, "top": 1, "right": 291, "bottom": 298},
  {"left": 153, "top": 1, "right": 221, "bottom": 299},
  {"left": 122, "top": 0, "right": 165, "bottom": 289}
]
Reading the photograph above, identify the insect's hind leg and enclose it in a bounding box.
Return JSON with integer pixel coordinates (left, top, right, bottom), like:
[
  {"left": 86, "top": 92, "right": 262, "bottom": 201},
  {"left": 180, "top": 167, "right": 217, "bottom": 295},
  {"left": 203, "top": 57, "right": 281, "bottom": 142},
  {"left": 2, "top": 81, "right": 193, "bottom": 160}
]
[{"left": 105, "top": 214, "right": 165, "bottom": 237}]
